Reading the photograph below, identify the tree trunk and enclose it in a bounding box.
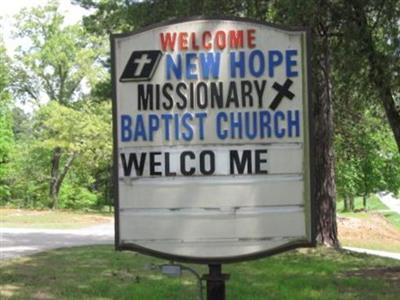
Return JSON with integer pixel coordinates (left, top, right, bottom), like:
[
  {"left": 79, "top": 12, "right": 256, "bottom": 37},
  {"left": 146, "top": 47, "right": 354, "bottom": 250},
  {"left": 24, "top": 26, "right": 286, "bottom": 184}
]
[
  {"left": 343, "top": 195, "right": 349, "bottom": 212},
  {"left": 313, "top": 29, "right": 339, "bottom": 247},
  {"left": 344, "top": 195, "right": 355, "bottom": 212},
  {"left": 49, "top": 148, "right": 77, "bottom": 209},
  {"left": 363, "top": 193, "right": 368, "bottom": 211},
  {"left": 268, "top": 0, "right": 339, "bottom": 247},
  {"left": 366, "top": 43, "right": 400, "bottom": 153},
  {"left": 108, "top": 163, "right": 113, "bottom": 212},
  {"left": 379, "top": 90, "right": 400, "bottom": 153},
  {"left": 50, "top": 147, "right": 62, "bottom": 209},
  {"left": 349, "top": 197, "right": 354, "bottom": 212}
]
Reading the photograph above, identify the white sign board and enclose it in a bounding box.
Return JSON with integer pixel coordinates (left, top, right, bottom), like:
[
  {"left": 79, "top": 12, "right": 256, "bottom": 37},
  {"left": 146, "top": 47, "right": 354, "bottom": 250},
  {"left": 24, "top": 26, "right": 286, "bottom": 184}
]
[{"left": 111, "top": 18, "right": 314, "bottom": 263}]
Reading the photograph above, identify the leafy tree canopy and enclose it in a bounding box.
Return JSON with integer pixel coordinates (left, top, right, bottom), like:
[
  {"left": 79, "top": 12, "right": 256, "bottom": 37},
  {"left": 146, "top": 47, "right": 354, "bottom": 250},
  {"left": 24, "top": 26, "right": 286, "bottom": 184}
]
[{"left": 12, "top": 0, "right": 106, "bottom": 107}]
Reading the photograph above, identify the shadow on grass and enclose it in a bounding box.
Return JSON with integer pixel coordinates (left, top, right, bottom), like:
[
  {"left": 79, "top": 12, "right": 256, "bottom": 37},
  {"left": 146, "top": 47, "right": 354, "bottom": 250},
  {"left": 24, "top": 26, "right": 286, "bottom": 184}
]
[{"left": 1, "top": 246, "right": 399, "bottom": 300}]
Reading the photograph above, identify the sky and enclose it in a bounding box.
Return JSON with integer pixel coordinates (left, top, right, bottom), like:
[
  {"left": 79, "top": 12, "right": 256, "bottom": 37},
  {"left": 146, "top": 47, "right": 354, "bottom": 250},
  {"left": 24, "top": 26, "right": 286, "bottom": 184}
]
[{"left": 0, "top": 0, "right": 90, "bottom": 55}]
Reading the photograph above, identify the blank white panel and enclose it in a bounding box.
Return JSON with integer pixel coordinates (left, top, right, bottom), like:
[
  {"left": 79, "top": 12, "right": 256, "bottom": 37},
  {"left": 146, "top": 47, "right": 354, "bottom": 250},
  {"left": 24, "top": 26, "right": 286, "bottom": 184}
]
[
  {"left": 121, "top": 238, "right": 307, "bottom": 258},
  {"left": 119, "top": 208, "right": 306, "bottom": 242},
  {"left": 120, "top": 176, "right": 303, "bottom": 209}
]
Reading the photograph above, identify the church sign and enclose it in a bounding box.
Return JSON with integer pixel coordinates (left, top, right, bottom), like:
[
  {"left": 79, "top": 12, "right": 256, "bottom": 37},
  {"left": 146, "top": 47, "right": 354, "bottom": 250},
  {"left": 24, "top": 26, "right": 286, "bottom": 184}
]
[{"left": 111, "top": 17, "right": 315, "bottom": 263}]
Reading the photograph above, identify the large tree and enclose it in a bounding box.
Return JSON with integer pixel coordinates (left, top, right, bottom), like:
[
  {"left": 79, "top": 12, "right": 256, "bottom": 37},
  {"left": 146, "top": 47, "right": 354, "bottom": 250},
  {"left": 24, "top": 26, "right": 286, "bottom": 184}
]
[
  {"left": 269, "top": 0, "right": 339, "bottom": 246},
  {"left": 12, "top": 0, "right": 105, "bottom": 208},
  {"left": 5, "top": 100, "right": 112, "bottom": 209},
  {"left": 33, "top": 101, "right": 112, "bottom": 208},
  {"left": 338, "top": 0, "right": 400, "bottom": 152},
  {"left": 272, "top": 0, "right": 400, "bottom": 238}
]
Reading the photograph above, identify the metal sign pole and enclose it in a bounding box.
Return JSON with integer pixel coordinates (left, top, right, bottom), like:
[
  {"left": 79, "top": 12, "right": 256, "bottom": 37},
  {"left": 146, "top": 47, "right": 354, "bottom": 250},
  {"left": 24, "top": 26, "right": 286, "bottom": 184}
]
[{"left": 202, "top": 264, "right": 229, "bottom": 300}]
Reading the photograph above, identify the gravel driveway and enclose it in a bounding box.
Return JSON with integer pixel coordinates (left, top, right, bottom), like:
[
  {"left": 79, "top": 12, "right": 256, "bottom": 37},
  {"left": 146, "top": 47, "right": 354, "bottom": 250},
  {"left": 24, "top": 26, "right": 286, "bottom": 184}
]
[
  {"left": 378, "top": 192, "right": 400, "bottom": 214},
  {"left": 0, "top": 222, "right": 114, "bottom": 260}
]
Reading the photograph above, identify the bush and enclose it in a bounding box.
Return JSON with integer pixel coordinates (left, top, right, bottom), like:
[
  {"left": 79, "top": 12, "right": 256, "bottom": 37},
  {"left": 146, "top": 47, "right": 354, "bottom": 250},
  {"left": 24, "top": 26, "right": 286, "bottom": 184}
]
[{"left": 59, "top": 184, "right": 98, "bottom": 210}]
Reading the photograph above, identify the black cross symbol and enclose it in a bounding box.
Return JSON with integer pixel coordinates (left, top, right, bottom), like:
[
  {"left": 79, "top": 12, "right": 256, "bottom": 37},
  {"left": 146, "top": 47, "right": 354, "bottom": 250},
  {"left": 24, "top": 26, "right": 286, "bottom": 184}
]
[{"left": 269, "top": 79, "right": 295, "bottom": 110}]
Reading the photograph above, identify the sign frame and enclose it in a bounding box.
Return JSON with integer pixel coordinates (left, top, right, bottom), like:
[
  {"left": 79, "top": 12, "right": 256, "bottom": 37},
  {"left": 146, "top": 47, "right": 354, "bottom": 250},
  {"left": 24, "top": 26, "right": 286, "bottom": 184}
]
[{"left": 111, "top": 16, "right": 316, "bottom": 264}]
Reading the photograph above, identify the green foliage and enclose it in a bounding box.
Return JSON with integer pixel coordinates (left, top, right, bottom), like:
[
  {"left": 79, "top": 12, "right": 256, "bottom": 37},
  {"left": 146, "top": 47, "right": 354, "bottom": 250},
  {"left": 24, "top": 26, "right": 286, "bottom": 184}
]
[
  {"left": 11, "top": 0, "right": 106, "bottom": 106},
  {"left": 76, "top": 0, "right": 269, "bottom": 35},
  {"left": 335, "top": 142, "right": 358, "bottom": 200},
  {"left": 3, "top": 141, "right": 51, "bottom": 207},
  {"left": 59, "top": 184, "right": 98, "bottom": 210},
  {"left": 379, "top": 133, "right": 400, "bottom": 196},
  {"left": 0, "top": 40, "right": 9, "bottom": 100},
  {"left": 2, "top": 100, "right": 112, "bottom": 209},
  {"left": 0, "top": 102, "right": 13, "bottom": 164},
  {"left": 0, "top": 39, "right": 14, "bottom": 201},
  {"left": 34, "top": 101, "right": 111, "bottom": 155},
  {"left": 2, "top": 1, "right": 111, "bottom": 210},
  {"left": 335, "top": 109, "right": 400, "bottom": 204}
]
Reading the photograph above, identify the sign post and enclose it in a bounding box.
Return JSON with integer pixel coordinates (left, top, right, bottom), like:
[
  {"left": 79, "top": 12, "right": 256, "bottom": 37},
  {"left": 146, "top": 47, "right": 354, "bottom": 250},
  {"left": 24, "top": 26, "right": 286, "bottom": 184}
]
[
  {"left": 203, "top": 264, "right": 229, "bottom": 300},
  {"left": 111, "top": 17, "right": 314, "bottom": 298}
]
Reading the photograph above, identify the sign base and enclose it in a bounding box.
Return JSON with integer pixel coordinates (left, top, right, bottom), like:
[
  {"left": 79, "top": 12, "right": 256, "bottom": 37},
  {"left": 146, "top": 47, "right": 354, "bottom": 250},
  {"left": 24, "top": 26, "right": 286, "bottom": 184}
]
[{"left": 202, "top": 264, "right": 230, "bottom": 300}]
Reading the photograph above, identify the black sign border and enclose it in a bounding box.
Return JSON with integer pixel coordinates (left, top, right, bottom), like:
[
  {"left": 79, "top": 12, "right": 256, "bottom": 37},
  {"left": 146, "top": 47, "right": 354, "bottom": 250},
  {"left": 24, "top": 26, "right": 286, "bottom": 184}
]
[{"left": 111, "top": 16, "right": 316, "bottom": 264}]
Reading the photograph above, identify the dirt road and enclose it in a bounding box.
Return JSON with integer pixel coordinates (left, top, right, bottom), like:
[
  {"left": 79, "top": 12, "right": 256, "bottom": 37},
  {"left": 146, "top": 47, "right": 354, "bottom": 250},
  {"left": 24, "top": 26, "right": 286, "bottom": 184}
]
[
  {"left": 378, "top": 192, "right": 400, "bottom": 214},
  {"left": 0, "top": 222, "right": 113, "bottom": 260}
]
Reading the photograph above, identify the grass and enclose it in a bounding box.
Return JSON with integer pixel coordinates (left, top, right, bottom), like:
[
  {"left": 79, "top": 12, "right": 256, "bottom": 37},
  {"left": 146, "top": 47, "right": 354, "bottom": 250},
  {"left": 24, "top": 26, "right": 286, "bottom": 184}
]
[
  {"left": 337, "top": 194, "right": 400, "bottom": 230},
  {"left": 0, "top": 208, "right": 112, "bottom": 229},
  {"left": 384, "top": 212, "right": 400, "bottom": 230},
  {"left": 338, "top": 195, "right": 388, "bottom": 215},
  {"left": 0, "top": 246, "right": 399, "bottom": 300}
]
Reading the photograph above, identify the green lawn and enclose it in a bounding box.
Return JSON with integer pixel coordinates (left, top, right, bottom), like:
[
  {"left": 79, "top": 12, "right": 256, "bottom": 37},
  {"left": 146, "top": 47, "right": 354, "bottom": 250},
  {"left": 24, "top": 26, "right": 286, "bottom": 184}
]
[
  {"left": 0, "top": 209, "right": 112, "bottom": 229},
  {"left": 337, "top": 195, "right": 400, "bottom": 230},
  {"left": 1, "top": 246, "right": 399, "bottom": 300},
  {"left": 338, "top": 194, "right": 388, "bottom": 214},
  {"left": 384, "top": 212, "right": 400, "bottom": 230}
]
